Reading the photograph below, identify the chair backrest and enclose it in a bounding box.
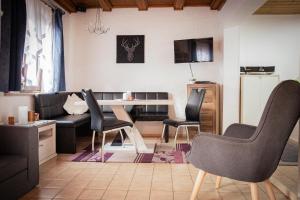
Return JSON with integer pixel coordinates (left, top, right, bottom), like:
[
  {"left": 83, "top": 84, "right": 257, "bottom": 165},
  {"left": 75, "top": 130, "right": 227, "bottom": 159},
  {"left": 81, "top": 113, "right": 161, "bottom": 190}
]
[
  {"left": 185, "top": 89, "right": 206, "bottom": 121},
  {"left": 251, "top": 80, "right": 300, "bottom": 180},
  {"left": 82, "top": 89, "right": 104, "bottom": 132}
]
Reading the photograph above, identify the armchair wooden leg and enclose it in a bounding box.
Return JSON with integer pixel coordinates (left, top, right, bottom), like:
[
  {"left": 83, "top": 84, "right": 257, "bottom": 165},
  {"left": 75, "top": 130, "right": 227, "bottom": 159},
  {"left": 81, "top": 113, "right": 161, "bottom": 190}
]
[
  {"left": 190, "top": 170, "right": 207, "bottom": 200},
  {"left": 215, "top": 176, "right": 222, "bottom": 189},
  {"left": 264, "top": 180, "right": 276, "bottom": 200},
  {"left": 250, "top": 183, "right": 260, "bottom": 200}
]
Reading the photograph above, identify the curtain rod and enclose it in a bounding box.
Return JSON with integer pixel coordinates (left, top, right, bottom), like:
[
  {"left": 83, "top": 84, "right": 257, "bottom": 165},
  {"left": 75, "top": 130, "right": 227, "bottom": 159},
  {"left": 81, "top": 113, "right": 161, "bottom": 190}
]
[{"left": 40, "top": 0, "right": 67, "bottom": 14}]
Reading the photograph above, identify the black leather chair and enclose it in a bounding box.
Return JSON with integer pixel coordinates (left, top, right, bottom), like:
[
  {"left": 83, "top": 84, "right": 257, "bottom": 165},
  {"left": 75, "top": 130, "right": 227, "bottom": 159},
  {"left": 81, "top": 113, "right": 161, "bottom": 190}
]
[
  {"left": 188, "top": 80, "right": 300, "bottom": 200},
  {"left": 82, "top": 89, "right": 137, "bottom": 162},
  {"left": 161, "top": 89, "right": 206, "bottom": 146}
]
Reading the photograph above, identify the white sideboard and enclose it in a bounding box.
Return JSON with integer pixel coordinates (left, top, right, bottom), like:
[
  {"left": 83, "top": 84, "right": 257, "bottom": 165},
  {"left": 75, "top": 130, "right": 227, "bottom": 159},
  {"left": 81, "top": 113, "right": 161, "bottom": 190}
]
[{"left": 240, "top": 75, "right": 280, "bottom": 126}]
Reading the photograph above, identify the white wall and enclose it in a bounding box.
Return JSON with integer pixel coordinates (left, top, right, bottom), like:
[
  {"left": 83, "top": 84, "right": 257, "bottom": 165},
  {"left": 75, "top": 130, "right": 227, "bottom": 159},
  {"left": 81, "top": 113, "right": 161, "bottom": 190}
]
[
  {"left": 239, "top": 15, "right": 300, "bottom": 141},
  {"left": 221, "top": 15, "right": 300, "bottom": 137},
  {"left": 240, "top": 15, "right": 300, "bottom": 81},
  {"left": 222, "top": 26, "right": 240, "bottom": 131},
  {"left": 64, "top": 7, "right": 223, "bottom": 119},
  {"left": 0, "top": 94, "right": 34, "bottom": 123}
]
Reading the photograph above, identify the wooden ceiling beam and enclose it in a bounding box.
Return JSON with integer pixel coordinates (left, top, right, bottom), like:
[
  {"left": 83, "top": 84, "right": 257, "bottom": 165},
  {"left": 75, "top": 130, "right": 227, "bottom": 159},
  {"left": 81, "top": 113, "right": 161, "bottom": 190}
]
[
  {"left": 54, "top": 0, "right": 76, "bottom": 13},
  {"left": 98, "top": 0, "right": 112, "bottom": 11},
  {"left": 210, "top": 0, "right": 226, "bottom": 10},
  {"left": 136, "top": 0, "right": 148, "bottom": 10},
  {"left": 174, "top": 0, "right": 185, "bottom": 10}
]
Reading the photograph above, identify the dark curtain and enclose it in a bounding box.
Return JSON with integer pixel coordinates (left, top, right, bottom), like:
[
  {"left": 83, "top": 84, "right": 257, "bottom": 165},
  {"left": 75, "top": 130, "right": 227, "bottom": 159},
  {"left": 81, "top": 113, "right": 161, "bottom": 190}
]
[
  {"left": 53, "top": 9, "right": 66, "bottom": 92},
  {"left": 0, "top": 0, "right": 26, "bottom": 92}
]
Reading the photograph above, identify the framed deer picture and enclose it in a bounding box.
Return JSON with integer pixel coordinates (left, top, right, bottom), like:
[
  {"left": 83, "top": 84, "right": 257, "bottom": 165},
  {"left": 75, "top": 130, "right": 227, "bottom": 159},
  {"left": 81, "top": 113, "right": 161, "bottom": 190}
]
[{"left": 117, "top": 35, "right": 144, "bottom": 63}]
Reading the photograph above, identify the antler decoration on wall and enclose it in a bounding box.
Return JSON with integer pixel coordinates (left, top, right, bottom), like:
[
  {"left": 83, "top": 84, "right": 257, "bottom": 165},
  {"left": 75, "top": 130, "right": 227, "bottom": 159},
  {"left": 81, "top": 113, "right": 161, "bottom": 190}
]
[
  {"left": 88, "top": 8, "right": 110, "bottom": 35},
  {"left": 121, "top": 38, "right": 140, "bottom": 62}
]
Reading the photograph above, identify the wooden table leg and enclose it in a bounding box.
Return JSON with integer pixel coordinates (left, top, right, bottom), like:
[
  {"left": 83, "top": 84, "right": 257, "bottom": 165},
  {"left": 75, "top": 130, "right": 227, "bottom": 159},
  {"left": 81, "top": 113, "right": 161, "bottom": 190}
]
[{"left": 111, "top": 105, "right": 154, "bottom": 153}]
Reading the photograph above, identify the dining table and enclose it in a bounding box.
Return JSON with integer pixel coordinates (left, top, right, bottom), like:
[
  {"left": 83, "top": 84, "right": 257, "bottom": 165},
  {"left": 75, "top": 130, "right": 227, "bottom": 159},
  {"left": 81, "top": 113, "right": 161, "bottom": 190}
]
[{"left": 77, "top": 99, "right": 173, "bottom": 153}]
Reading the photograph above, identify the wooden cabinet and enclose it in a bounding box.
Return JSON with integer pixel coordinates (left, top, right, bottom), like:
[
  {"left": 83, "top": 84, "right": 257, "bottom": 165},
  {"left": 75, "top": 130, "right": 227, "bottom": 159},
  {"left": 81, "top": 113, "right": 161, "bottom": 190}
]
[
  {"left": 187, "top": 83, "right": 220, "bottom": 134},
  {"left": 38, "top": 121, "right": 57, "bottom": 165},
  {"left": 240, "top": 75, "right": 280, "bottom": 126}
]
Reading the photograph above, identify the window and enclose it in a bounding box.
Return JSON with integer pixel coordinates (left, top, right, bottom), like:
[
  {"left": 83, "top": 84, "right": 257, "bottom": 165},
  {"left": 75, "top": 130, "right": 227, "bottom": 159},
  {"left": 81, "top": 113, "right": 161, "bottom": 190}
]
[{"left": 21, "top": 0, "right": 54, "bottom": 92}]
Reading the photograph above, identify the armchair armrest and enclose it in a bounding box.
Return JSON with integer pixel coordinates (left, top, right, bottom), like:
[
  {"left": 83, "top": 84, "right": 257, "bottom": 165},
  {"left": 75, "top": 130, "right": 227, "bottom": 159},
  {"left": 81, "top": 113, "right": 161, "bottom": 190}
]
[
  {"left": 223, "top": 123, "right": 257, "bottom": 139},
  {"left": 188, "top": 133, "right": 266, "bottom": 182},
  {"left": 0, "top": 126, "right": 39, "bottom": 184}
]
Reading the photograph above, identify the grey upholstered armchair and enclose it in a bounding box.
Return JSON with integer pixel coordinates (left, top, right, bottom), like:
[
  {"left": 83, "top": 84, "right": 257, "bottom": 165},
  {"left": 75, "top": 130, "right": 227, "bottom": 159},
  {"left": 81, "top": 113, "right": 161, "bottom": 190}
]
[{"left": 188, "top": 80, "right": 300, "bottom": 200}]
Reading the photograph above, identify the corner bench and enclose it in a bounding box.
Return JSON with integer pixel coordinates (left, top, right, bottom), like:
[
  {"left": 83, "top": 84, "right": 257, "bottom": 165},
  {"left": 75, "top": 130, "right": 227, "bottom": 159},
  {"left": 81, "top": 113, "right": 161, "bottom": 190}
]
[{"left": 35, "top": 92, "right": 169, "bottom": 154}]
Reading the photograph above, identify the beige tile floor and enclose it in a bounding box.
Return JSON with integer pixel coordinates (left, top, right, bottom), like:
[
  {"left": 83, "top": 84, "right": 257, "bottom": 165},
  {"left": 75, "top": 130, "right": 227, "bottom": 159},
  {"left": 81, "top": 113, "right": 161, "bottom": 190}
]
[
  {"left": 20, "top": 137, "right": 292, "bottom": 200},
  {"left": 271, "top": 165, "right": 297, "bottom": 199}
]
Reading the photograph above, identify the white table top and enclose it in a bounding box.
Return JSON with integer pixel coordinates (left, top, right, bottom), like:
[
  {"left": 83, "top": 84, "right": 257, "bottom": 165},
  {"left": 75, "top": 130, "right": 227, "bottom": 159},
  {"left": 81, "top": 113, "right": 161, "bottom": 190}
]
[{"left": 76, "top": 99, "right": 173, "bottom": 106}]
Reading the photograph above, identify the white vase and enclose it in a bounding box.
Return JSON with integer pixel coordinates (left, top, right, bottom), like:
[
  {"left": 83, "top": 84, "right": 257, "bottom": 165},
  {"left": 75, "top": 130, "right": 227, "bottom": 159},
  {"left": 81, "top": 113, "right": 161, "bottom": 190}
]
[
  {"left": 123, "top": 93, "right": 128, "bottom": 100},
  {"left": 18, "top": 106, "right": 28, "bottom": 124}
]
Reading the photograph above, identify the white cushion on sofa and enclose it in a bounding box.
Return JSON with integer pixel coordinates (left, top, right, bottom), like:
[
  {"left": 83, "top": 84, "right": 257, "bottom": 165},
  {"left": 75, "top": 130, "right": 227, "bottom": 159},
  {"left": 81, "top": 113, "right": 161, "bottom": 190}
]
[{"left": 63, "top": 93, "right": 88, "bottom": 115}]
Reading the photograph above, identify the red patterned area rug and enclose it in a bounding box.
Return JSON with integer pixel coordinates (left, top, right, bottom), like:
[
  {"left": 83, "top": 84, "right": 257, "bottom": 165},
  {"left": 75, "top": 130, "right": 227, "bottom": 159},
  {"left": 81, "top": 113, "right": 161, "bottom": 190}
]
[{"left": 71, "top": 143, "right": 191, "bottom": 163}]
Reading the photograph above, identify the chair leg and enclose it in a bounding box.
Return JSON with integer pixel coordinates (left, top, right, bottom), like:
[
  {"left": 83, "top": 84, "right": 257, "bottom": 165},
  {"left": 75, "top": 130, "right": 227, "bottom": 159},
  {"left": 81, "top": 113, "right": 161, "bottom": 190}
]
[
  {"left": 161, "top": 124, "right": 166, "bottom": 143},
  {"left": 174, "top": 127, "right": 180, "bottom": 148},
  {"left": 215, "top": 176, "right": 222, "bottom": 189},
  {"left": 190, "top": 170, "right": 207, "bottom": 200},
  {"left": 119, "top": 130, "right": 124, "bottom": 147},
  {"left": 197, "top": 125, "right": 201, "bottom": 134},
  {"left": 249, "top": 183, "right": 260, "bottom": 200},
  {"left": 264, "top": 180, "right": 276, "bottom": 200},
  {"left": 165, "top": 125, "right": 169, "bottom": 143},
  {"left": 101, "top": 132, "right": 106, "bottom": 163},
  {"left": 92, "top": 131, "right": 96, "bottom": 151},
  {"left": 185, "top": 126, "right": 190, "bottom": 144}
]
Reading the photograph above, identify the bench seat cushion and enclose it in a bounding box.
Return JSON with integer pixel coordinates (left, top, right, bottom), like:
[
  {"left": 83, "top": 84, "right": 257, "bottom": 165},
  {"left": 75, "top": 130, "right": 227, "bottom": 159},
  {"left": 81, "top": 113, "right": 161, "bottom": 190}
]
[
  {"left": 103, "top": 112, "right": 117, "bottom": 120},
  {"left": 53, "top": 113, "right": 91, "bottom": 128},
  {"left": 131, "top": 112, "right": 169, "bottom": 121},
  {"left": 0, "top": 156, "right": 27, "bottom": 183}
]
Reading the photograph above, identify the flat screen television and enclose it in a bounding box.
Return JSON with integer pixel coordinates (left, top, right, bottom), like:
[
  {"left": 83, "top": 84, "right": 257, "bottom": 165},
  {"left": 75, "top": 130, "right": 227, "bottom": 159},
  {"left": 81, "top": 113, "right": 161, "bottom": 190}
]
[{"left": 174, "top": 37, "right": 213, "bottom": 63}]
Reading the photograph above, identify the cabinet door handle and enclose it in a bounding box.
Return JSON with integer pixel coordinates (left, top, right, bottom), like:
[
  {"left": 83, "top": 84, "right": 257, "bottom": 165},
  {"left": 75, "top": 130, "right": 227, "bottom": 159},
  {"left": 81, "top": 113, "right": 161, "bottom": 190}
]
[{"left": 39, "top": 144, "right": 44, "bottom": 147}]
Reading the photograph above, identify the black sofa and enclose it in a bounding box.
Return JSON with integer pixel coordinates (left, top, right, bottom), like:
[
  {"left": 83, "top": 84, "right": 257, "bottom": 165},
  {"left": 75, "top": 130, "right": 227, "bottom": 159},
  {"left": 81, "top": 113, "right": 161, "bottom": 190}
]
[
  {"left": 0, "top": 126, "right": 39, "bottom": 199},
  {"left": 35, "top": 92, "right": 90, "bottom": 154},
  {"left": 35, "top": 92, "right": 169, "bottom": 154}
]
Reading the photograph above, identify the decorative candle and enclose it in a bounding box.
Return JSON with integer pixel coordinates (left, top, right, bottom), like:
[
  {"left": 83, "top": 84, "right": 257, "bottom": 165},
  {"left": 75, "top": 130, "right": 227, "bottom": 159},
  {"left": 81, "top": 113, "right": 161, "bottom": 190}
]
[
  {"left": 34, "top": 113, "right": 39, "bottom": 121},
  {"left": 28, "top": 111, "right": 35, "bottom": 122},
  {"left": 123, "top": 93, "right": 128, "bottom": 100},
  {"left": 8, "top": 116, "right": 15, "bottom": 125},
  {"left": 18, "top": 106, "right": 28, "bottom": 124},
  {"left": 126, "top": 91, "right": 132, "bottom": 100}
]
